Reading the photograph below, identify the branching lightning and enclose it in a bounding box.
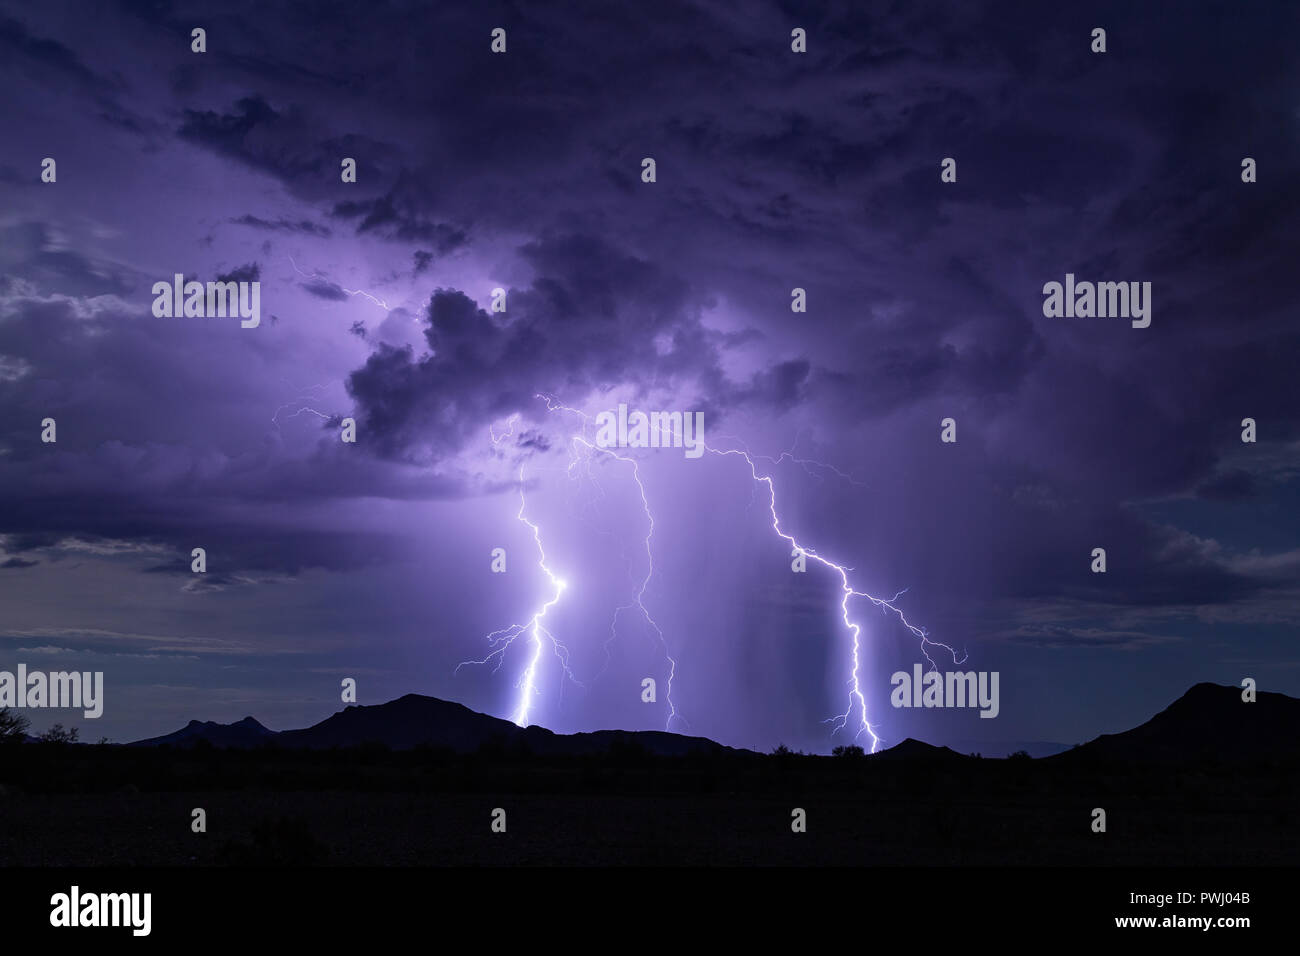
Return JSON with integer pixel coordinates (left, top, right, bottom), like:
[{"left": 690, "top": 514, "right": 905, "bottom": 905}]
[
  {"left": 454, "top": 462, "right": 581, "bottom": 727},
  {"left": 465, "top": 393, "right": 965, "bottom": 751},
  {"left": 538, "top": 395, "right": 681, "bottom": 731},
  {"left": 701, "top": 445, "right": 966, "bottom": 751},
  {"left": 272, "top": 380, "right": 332, "bottom": 430}
]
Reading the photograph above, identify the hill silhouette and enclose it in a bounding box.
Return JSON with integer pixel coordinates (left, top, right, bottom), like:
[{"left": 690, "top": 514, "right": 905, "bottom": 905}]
[
  {"left": 871, "top": 737, "right": 968, "bottom": 761},
  {"left": 129, "top": 693, "right": 741, "bottom": 756},
  {"left": 121, "top": 682, "right": 1300, "bottom": 763},
  {"left": 1053, "top": 681, "right": 1300, "bottom": 763},
  {"left": 129, "top": 715, "right": 275, "bottom": 749}
]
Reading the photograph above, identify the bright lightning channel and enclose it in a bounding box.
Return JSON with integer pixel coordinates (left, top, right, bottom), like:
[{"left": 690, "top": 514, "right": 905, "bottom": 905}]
[
  {"left": 547, "top": 395, "right": 964, "bottom": 752},
  {"left": 455, "top": 462, "right": 581, "bottom": 728},
  {"left": 704, "top": 444, "right": 965, "bottom": 751},
  {"left": 538, "top": 395, "right": 681, "bottom": 731},
  {"left": 467, "top": 395, "right": 965, "bottom": 752}
]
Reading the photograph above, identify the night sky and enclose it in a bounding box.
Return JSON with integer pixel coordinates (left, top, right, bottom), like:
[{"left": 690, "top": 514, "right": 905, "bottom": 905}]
[{"left": 1, "top": 0, "right": 1297, "bottom": 754}]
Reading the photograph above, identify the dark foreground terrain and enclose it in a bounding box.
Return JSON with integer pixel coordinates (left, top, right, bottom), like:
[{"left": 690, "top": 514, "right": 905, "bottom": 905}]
[
  {"left": 2, "top": 755, "right": 1297, "bottom": 866},
  {"left": 1, "top": 682, "right": 1295, "bottom": 866}
]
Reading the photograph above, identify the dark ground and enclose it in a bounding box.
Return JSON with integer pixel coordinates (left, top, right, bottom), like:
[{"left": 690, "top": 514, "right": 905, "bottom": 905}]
[{"left": 1, "top": 743, "right": 1294, "bottom": 865}]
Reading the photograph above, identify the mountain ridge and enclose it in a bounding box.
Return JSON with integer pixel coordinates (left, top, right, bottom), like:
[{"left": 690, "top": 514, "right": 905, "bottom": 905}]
[
  {"left": 120, "top": 682, "right": 1300, "bottom": 761},
  {"left": 129, "top": 693, "right": 747, "bottom": 757}
]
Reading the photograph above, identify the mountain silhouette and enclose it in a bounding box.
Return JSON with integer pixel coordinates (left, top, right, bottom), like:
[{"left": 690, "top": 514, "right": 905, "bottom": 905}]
[
  {"left": 129, "top": 693, "right": 739, "bottom": 756},
  {"left": 129, "top": 715, "right": 274, "bottom": 749},
  {"left": 123, "top": 682, "right": 1300, "bottom": 761},
  {"left": 871, "top": 737, "right": 968, "bottom": 761},
  {"left": 276, "top": 694, "right": 524, "bottom": 751},
  {"left": 1053, "top": 682, "right": 1300, "bottom": 763}
]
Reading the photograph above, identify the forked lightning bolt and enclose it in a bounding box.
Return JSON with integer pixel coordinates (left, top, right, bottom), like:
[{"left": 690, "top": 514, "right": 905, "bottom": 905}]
[
  {"left": 577, "top": 396, "right": 968, "bottom": 749},
  {"left": 272, "top": 380, "right": 332, "bottom": 429},
  {"left": 704, "top": 445, "right": 965, "bottom": 751},
  {"left": 455, "top": 462, "right": 580, "bottom": 727},
  {"left": 466, "top": 394, "right": 965, "bottom": 751},
  {"left": 538, "top": 395, "right": 681, "bottom": 731}
]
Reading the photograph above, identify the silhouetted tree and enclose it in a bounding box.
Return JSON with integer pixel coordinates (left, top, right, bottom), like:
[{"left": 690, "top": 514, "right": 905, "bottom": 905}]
[
  {"left": 38, "top": 724, "right": 79, "bottom": 745},
  {"left": 832, "top": 744, "right": 865, "bottom": 758},
  {"left": 0, "top": 707, "right": 29, "bottom": 744},
  {"left": 1007, "top": 749, "right": 1032, "bottom": 761}
]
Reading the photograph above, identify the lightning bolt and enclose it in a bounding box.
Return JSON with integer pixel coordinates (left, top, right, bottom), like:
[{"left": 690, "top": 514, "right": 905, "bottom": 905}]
[
  {"left": 490, "top": 413, "right": 520, "bottom": 446},
  {"left": 455, "top": 462, "right": 581, "bottom": 728},
  {"left": 288, "top": 256, "right": 393, "bottom": 311},
  {"left": 271, "top": 379, "right": 333, "bottom": 429},
  {"left": 711, "top": 429, "right": 867, "bottom": 486},
  {"left": 537, "top": 395, "right": 682, "bottom": 731},
  {"left": 467, "top": 394, "right": 965, "bottom": 752},
  {"left": 702, "top": 444, "right": 965, "bottom": 752}
]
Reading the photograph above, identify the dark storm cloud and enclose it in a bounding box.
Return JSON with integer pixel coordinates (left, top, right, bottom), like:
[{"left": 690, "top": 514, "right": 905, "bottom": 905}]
[
  {"left": 0, "top": 14, "right": 116, "bottom": 93},
  {"left": 0, "top": 472, "right": 412, "bottom": 575},
  {"left": 301, "top": 277, "right": 348, "bottom": 301},
  {"left": 177, "top": 96, "right": 313, "bottom": 174},
  {"left": 178, "top": 96, "right": 392, "bottom": 187},
  {"left": 230, "top": 214, "right": 331, "bottom": 237},
  {"left": 346, "top": 233, "right": 719, "bottom": 462},
  {"left": 0, "top": 287, "right": 465, "bottom": 577},
  {"left": 330, "top": 193, "right": 468, "bottom": 248},
  {"left": 8, "top": 2, "right": 1295, "bottom": 586},
  {"left": 1, "top": 557, "right": 39, "bottom": 569},
  {"left": 212, "top": 262, "right": 261, "bottom": 284},
  {"left": 0, "top": 12, "right": 158, "bottom": 136},
  {"left": 740, "top": 358, "right": 812, "bottom": 412}
]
